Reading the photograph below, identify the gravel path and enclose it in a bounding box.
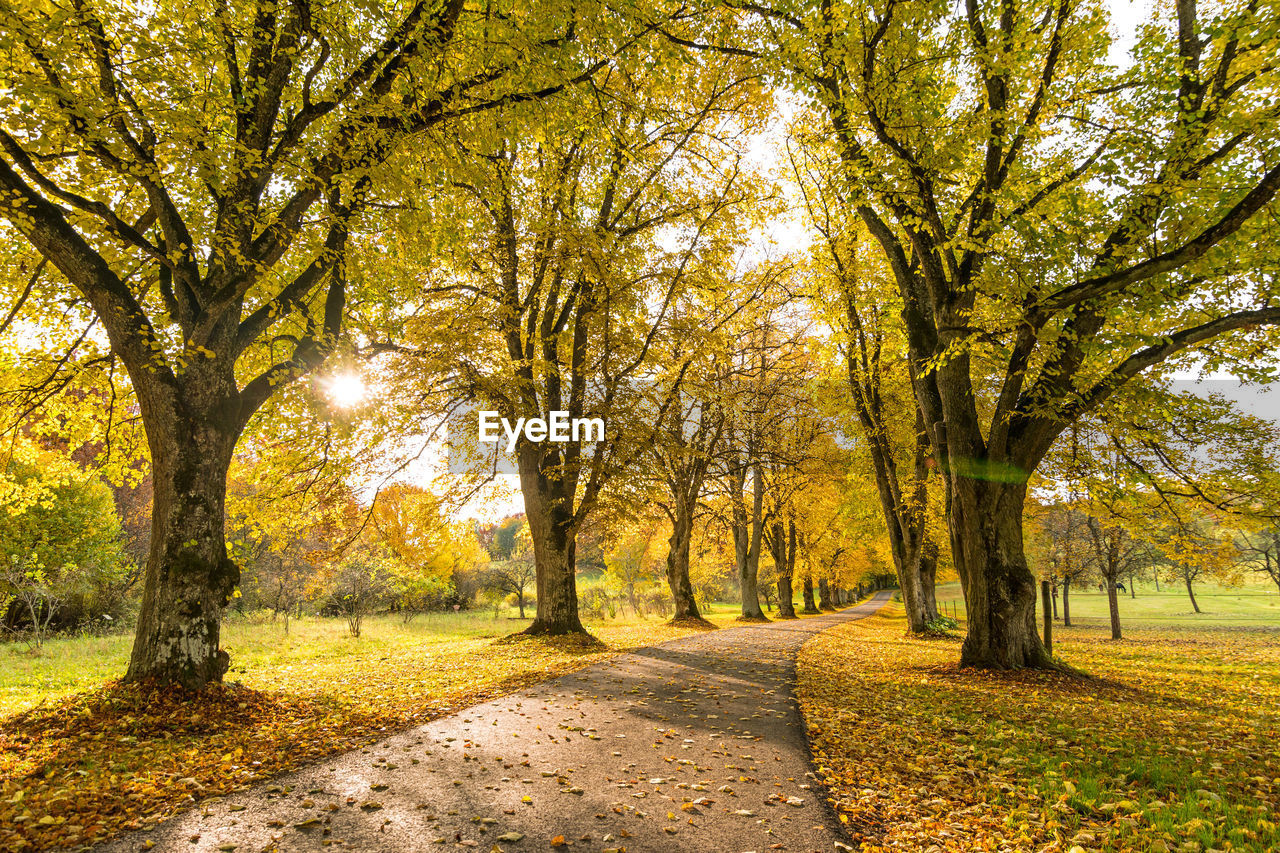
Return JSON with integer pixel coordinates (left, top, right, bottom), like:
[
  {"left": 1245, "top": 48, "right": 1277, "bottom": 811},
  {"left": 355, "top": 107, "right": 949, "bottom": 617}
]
[{"left": 100, "top": 592, "right": 892, "bottom": 853}]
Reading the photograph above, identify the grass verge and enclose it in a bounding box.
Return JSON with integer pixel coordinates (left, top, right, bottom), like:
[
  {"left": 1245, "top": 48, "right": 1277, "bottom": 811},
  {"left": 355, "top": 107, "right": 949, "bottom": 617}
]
[
  {"left": 0, "top": 608, "right": 740, "bottom": 852},
  {"left": 797, "top": 604, "right": 1280, "bottom": 853}
]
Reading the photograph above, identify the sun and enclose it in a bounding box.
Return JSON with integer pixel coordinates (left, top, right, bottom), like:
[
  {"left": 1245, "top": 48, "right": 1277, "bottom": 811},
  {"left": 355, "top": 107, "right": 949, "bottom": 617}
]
[{"left": 324, "top": 372, "right": 367, "bottom": 408}]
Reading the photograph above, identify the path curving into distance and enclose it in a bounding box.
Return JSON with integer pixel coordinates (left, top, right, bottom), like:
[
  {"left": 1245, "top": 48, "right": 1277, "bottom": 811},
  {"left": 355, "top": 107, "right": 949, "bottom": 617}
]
[{"left": 100, "top": 592, "right": 892, "bottom": 853}]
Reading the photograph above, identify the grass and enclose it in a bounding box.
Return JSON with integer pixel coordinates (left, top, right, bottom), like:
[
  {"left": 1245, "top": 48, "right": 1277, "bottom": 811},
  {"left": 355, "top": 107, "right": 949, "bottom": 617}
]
[
  {"left": 0, "top": 598, "right": 806, "bottom": 851},
  {"left": 798, "top": 602, "right": 1280, "bottom": 852},
  {"left": 931, "top": 577, "right": 1280, "bottom": 628},
  {"left": 0, "top": 603, "right": 748, "bottom": 718}
]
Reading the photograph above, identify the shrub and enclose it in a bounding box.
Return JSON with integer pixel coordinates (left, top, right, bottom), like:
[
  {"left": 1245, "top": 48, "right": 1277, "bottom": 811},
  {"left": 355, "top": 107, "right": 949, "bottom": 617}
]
[{"left": 925, "top": 614, "right": 959, "bottom": 633}]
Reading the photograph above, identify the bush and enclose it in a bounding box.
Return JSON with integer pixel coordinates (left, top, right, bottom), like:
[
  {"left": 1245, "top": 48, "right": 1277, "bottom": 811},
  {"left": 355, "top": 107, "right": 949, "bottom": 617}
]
[
  {"left": 321, "top": 553, "right": 399, "bottom": 637},
  {"left": 925, "top": 614, "right": 959, "bottom": 633}
]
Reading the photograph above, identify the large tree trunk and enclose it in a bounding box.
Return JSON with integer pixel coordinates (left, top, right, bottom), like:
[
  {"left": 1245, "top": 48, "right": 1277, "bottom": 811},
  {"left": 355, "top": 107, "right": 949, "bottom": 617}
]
[
  {"left": 125, "top": 416, "right": 239, "bottom": 688},
  {"left": 1185, "top": 576, "right": 1201, "bottom": 613},
  {"left": 517, "top": 448, "right": 587, "bottom": 636},
  {"left": 950, "top": 481, "right": 1052, "bottom": 669},
  {"left": 817, "top": 577, "right": 835, "bottom": 611},
  {"left": 801, "top": 573, "right": 819, "bottom": 613},
  {"left": 665, "top": 505, "right": 710, "bottom": 626}
]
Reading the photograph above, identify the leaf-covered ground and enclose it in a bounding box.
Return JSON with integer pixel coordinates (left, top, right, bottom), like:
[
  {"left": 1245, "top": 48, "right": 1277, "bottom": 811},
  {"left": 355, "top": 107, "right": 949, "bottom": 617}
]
[
  {"left": 0, "top": 616, "right": 738, "bottom": 852},
  {"left": 798, "top": 605, "right": 1280, "bottom": 853}
]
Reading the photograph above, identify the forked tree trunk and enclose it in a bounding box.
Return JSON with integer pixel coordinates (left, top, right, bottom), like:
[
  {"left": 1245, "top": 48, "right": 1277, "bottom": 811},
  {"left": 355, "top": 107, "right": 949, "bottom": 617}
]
[
  {"left": 126, "top": 415, "right": 239, "bottom": 688},
  {"left": 950, "top": 481, "right": 1052, "bottom": 669},
  {"left": 517, "top": 448, "right": 587, "bottom": 636},
  {"left": 1185, "top": 576, "right": 1201, "bottom": 613},
  {"left": 801, "top": 574, "right": 819, "bottom": 613}
]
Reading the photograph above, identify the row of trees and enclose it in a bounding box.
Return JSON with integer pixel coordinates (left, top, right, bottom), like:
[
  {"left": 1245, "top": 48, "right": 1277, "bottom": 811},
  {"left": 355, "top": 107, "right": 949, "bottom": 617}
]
[{"left": 2, "top": 0, "right": 1278, "bottom": 686}]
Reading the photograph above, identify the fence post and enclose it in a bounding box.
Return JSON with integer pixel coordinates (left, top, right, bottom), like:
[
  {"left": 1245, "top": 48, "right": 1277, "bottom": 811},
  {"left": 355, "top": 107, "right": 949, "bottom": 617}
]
[{"left": 1041, "top": 580, "right": 1053, "bottom": 657}]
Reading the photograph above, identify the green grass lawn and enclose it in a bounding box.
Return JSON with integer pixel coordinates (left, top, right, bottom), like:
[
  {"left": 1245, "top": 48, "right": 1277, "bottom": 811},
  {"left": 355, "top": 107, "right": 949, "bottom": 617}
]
[{"left": 931, "top": 577, "right": 1280, "bottom": 628}]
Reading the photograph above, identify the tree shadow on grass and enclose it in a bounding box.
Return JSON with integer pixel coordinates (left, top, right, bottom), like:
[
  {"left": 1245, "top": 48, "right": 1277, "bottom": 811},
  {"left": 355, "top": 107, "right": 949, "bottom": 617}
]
[{"left": 491, "top": 630, "right": 607, "bottom": 653}]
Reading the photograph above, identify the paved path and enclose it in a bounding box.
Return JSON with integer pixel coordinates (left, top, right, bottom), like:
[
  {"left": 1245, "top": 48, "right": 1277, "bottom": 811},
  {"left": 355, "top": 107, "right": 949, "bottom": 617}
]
[{"left": 102, "top": 593, "right": 891, "bottom": 853}]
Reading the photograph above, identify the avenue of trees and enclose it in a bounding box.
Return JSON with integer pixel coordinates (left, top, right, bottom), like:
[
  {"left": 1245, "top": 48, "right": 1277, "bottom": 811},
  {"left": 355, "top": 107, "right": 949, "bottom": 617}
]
[{"left": 2, "top": 0, "right": 1279, "bottom": 688}]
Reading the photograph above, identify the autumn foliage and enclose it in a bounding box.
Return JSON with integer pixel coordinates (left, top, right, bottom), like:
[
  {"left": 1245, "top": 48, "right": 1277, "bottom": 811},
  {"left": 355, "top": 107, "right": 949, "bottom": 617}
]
[{"left": 799, "top": 606, "right": 1280, "bottom": 852}]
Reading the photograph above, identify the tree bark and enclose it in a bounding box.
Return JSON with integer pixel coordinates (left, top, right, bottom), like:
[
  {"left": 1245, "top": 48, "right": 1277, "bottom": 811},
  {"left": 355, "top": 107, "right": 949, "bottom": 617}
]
[
  {"left": 1107, "top": 578, "right": 1122, "bottom": 640},
  {"left": 517, "top": 447, "right": 587, "bottom": 636},
  {"left": 817, "top": 577, "right": 835, "bottom": 611},
  {"left": 125, "top": 412, "right": 239, "bottom": 688},
  {"left": 736, "top": 463, "right": 766, "bottom": 620},
  {"left": 919, "top": 538, "right": 939, "bottom": 621},
  {"left": 770, "top": 520, "right": 797, "bottom": 619},
  {"left": 801, "top": 573, "right": 819, "bottom": 613},
  {"left": 1062, "top": 576, "right": 1071, "bottom": 627},
  {"left": 1185, "top": 576, "right": 1201, "bottom": 613},
  {"left": 950, "top": 481, "right": 1053, "bottom": 669},
  {"left": 665, "top": 505, "right": 710, "bottom": 626}
]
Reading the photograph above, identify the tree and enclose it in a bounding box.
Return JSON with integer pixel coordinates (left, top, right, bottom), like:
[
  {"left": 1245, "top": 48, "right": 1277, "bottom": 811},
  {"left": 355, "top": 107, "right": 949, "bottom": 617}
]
[
  {"left": 484, "top": 557, "right": 536, "bottom": 620},
  {"left": 1156, "top": 513, "right": 1241, "bottom": 613},
  {"left": 389, "top": 57, "right": 767, "bottom": 636},
  {"left": 713, "top": 295, "right": 812, "bottom": 621},
  {"left": 326, "top": 552, "right": 398, "bottom": 638},
  {"left": 1027, "top": 501, "right": 1093, "bottom": 627},
  {"left": 0, "top": 0, "right": 643, "bottom": 686},
  {"left": 0, "top": 440, "right": 127, "bottom": 636},
  {"left": 1, "top": 558, "right": 64, "bottom": 649},
  {"left": 482, "top": 522, "right": 536, "bottom": 619},
  {"left": 604, "top": 527, "right": 661, "bottom": 618},
  {"left": 791, "top": 130, "right": 940, "bottom": 633},
  {"left": 734, "top": 0, "right": 1280, "bottom": 667},
  {"left": 647, "top": 263, "right": 781, "bottom": 626},
  {"left": 1238, "top": 526, "right": 1280, "bottom": 594}
]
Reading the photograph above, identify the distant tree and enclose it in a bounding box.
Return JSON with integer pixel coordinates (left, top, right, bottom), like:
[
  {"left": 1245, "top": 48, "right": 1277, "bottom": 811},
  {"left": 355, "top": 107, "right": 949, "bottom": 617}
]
[
  {"left": 326, "top": 553, "right": 398, "bottom": 638},
  {"left": 1156, "top": 515, "right": 1241, "bottom": 614},
  {"left": 482, "top": 526, "right": 537, "bottom": 619},
  {"left": 0, "top": 441, "right": 127, "bottom": 634},
  {"left": 605, "top": 529, "right": 661, "bottom": 618},
  {"left": 1238, "top": 527, "right": 1280, "bottom": 594},
  {"left": 1, "top": 557, "right": 64, "bottom": 649}
]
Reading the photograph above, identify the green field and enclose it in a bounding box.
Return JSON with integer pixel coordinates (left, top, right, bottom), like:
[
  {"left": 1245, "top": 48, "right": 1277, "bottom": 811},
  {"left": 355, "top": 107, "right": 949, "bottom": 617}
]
[{"left": 932, "top": 578, "right": 1280, "bottom": 629}]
